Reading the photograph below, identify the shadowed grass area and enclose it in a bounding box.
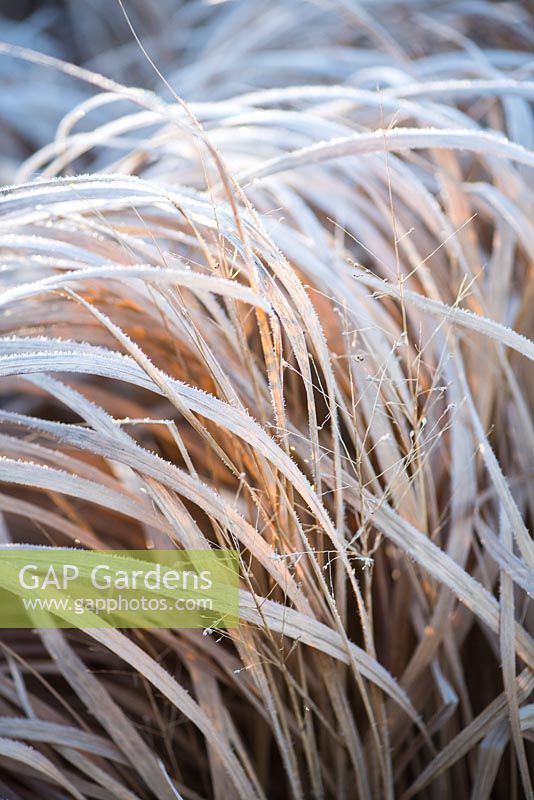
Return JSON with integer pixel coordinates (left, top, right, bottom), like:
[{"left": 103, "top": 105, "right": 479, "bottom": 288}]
[{"left": 0, "top": 1, "right": 532, "bottom": 798}]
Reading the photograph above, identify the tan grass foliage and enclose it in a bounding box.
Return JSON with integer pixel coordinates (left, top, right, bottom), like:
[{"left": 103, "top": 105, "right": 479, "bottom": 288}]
[{"left": 0, "top": 0, "right": 532, "bottom": 797}]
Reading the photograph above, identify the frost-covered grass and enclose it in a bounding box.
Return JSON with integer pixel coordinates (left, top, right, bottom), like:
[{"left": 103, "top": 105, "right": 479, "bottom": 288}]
[{"left": 0, "top": 1, "right": 532, "bottom": 798}]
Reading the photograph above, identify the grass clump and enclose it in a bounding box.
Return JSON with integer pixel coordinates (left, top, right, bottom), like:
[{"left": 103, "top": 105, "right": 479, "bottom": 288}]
[{"left": 0, "top": 1, "right": 532, "bottom": 798}]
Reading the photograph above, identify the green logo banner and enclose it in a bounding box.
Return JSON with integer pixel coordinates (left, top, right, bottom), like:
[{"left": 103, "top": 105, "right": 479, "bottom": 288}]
[{"left": 0, "top": 548, "right": 239, "bottom": 629}]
